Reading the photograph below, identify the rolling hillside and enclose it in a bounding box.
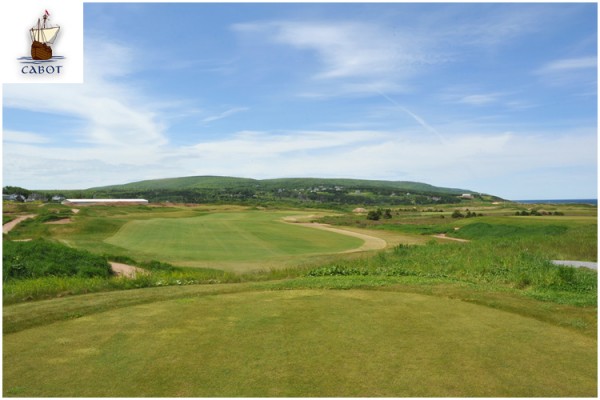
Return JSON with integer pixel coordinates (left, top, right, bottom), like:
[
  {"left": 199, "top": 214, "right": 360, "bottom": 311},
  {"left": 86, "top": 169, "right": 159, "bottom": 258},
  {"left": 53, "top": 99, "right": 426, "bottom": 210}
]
[
  {"left": 91, "top": 176, "right": 476, "bottom": 195},
  {"left": 36, "top": 176, "right": 502, "bottom": 206}
]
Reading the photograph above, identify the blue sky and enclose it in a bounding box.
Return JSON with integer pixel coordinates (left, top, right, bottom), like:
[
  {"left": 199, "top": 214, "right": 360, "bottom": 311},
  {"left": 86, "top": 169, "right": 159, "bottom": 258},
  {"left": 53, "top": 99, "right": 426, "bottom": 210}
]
[{"left": 3, "top": 2, "right": 597, "bottom": 199}]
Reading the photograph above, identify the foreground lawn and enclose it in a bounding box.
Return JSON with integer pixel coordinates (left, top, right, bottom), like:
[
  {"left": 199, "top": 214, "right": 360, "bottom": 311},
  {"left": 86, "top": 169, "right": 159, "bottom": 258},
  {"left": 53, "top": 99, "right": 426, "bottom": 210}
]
[{"left": 3, "top": 287, "right": 596, "bottom": 397}]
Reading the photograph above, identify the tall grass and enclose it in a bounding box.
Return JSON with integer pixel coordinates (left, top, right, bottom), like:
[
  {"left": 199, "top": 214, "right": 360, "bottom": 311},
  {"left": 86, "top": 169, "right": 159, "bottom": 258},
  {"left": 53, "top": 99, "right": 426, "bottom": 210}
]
[{"left": 307, "top": 240, "right": 597, "bottom": 305}]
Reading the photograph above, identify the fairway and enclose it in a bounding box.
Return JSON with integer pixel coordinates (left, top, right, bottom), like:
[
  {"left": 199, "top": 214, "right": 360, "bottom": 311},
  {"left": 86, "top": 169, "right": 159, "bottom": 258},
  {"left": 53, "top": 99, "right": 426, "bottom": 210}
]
[
  {"left": 104, "top": 211, "right": 364, "bottom": 268},
  {"left": 3, "top": 289, "right": 596, "bottom": 397}
]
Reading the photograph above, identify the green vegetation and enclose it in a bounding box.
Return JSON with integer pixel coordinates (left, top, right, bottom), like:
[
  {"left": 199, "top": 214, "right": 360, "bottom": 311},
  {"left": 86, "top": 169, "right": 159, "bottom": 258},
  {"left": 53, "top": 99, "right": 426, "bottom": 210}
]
[
  {"left": 3, "top": 240, "right": 111, "bottom": 281},
  {"left": 15, "top": 175, "right": 499, "bottom": 206},
  {"left": 2, "top": 199, "right": 597, "bottom": 397},
  {"left": 3, "top": 288, "right": 596, "bottom": 397},
  {"left": 104, "top": 211, "right": 363, "bottom": 268}
]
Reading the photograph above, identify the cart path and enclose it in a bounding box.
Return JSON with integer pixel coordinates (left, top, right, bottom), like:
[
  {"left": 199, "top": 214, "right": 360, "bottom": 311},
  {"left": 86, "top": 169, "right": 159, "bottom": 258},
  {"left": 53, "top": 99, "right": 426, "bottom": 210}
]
[
  {"left": 3, "top": 214, "right": 36, "bottom": 234},
  {"left": 289, "top": 222, "right": 387, "bottom": 253},
  {"left": 109, "top": 262, "right": 148, "bottom": 278}
]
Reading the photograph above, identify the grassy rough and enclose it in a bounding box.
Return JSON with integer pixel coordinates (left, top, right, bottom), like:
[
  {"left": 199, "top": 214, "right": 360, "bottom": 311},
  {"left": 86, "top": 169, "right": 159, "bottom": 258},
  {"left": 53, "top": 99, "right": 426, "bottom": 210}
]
[{"left": 3, "top": 239, "right": 111, "bottom": 281}]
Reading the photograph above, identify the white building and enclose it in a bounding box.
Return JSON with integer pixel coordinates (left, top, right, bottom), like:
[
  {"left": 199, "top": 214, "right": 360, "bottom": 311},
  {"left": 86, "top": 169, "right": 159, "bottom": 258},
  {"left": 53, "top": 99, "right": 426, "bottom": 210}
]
[{"left": 62, "top": 199, "right": 149, "bottom": 206}]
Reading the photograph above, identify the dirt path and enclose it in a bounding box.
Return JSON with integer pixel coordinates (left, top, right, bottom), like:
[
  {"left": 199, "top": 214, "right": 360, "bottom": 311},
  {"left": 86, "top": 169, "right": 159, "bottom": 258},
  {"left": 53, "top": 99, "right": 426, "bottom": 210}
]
[
  {"left": 290, "top": 222, "right": 387, "bottom": 253},
  {"left": 109, "top": 262, "right": 147, "bottom": 278},
  {"left": 3, "top": 214, "right": 36, "bottom": 234}
]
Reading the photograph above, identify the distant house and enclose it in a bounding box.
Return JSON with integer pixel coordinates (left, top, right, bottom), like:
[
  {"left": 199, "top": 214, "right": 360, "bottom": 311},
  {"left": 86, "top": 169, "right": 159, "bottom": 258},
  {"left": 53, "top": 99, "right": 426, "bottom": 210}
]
[
  {"left": 460, "top": 194, "right": 474, "bottom": 199},
  {"left": 62, "top": 199, "right": 149, "bottom": 206},
  {"left": 26, "top": 193, "right": 46, "bottom": 202},
  {"left": 3, "top": 194, "right": 25, "bottom": 202},
  {"left": 51, "top": 195, "right": 66, "bottom": 202}
]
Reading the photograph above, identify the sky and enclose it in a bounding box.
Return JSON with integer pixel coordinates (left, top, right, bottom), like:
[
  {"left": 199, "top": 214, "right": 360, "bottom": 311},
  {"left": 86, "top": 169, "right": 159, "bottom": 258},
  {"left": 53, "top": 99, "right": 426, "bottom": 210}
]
[{"left": 2, "top": 2, "right": 598, "bottom": 200}]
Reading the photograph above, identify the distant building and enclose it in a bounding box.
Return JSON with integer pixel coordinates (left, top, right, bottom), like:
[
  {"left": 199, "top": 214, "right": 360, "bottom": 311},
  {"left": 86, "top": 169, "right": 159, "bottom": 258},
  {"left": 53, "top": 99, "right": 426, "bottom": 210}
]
[
  {"left": 3, "top": 194, "right": 25, "bottom": 202},
  {"left": 460, "top": 194, "right": 474, "bottom": 199},
  {"left": 62, "top": 199, "right": 149, "bottom": 206},
  {"left": 26, "top": 193, "right": 46, "bottom": 202}
]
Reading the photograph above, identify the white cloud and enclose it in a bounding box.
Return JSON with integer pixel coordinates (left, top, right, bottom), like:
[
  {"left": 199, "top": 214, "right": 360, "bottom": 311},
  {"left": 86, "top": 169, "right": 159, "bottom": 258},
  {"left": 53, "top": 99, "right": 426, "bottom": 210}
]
[
  {"left": 536, "top": 56, "right": 597, "bottom": 75},
  {"left": 3, "top": 37, "right": 169, "bottom": 165},
  {"left": 187, "top": 129, "right": 384, "bottom": 156},
  {"left": 202, "top": 107, "right": 249, "bottom": 123},
  {"left": 3, "top": 130, "right": 50, "bottom": 144},
  {"left": 534, "top": 56, "right": 597, "bottom": 89},
  {"left": 459, "top": 94, "right": 502, "bottom": 106},
  {"left": 233, "top": 20, "right": 440, "bottom": 96}
]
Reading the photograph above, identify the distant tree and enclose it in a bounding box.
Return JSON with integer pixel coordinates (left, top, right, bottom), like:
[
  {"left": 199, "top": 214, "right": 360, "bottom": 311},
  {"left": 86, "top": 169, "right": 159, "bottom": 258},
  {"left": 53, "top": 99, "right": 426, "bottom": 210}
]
[
  {"left": 383, "top": 208, "right": 393, "bottom": 219},
  {"left": 367, "top": 209, "right": 382, "bottom": 221},
  {"left": 3, "top": 186, "right": 31, "bottom": 196},
  {"left": 451, "top": 210, "right": 464, "bottom": 218}
]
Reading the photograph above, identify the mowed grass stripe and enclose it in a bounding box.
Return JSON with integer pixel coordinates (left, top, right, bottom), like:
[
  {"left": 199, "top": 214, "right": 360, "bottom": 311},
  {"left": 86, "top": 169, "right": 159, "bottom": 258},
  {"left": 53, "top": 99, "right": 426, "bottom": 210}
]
[
  {"left": 3, "top": 290, "right": 596, "bottom": 397},
  {"left": 104, "top": 212, "right": 364, "bottom": 264}
]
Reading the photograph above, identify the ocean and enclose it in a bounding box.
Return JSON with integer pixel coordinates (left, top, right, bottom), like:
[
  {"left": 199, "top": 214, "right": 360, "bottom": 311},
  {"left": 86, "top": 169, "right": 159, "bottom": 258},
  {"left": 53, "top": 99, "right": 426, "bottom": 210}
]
[{"left": 514, "top": 199, "right": 597, "bottom": 205}]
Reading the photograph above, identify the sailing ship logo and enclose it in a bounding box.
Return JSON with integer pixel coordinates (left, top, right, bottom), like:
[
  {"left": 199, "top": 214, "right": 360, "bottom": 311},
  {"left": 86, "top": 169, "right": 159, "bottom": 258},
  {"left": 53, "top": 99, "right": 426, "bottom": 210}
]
[
  {"left": 18, "top": 10, "right": 64, "bottom": 75},
  {"left": 30, "top": 10, "right": 60, "bottom": 60}
]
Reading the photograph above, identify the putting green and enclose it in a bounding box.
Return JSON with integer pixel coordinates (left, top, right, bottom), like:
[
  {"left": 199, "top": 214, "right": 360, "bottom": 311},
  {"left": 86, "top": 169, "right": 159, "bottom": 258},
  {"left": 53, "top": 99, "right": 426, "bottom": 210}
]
[
  {"left": 3, "top": 289, "right": 596, "bottom": 397},
  {"left": 104, "top": 211, "right": 364, "bottom": 267}
]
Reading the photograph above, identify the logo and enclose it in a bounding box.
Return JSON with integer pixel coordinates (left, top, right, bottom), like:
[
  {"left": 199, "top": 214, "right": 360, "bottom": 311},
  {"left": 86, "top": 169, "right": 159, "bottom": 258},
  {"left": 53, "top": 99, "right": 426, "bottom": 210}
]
[{"left": 18, "top": 10, "right": 64, "bottom": 75}]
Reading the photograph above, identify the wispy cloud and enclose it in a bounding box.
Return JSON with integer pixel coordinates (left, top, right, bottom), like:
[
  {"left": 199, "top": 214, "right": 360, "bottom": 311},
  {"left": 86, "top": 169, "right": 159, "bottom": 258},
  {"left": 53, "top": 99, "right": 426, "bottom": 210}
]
[
  {"left": 534, "top": 56, "right": 597, "bottom": 89},
  {"left": 3, "top": 37, "right": 169, "bottom": 163},
  {"left": 3, "top": 130, "right": 51, "bottom": 144},
  {"left": 233, "top": 20, "right": 441, "bottom": 96},
  {"left": 458, "top": 93, "right": 503, "bottom": 106},
  {"left": 202, "top": 107, "right": 249, "bottom": 123},
  {"left": 536, "top": 56, "right": 597, "bottom": 75}
]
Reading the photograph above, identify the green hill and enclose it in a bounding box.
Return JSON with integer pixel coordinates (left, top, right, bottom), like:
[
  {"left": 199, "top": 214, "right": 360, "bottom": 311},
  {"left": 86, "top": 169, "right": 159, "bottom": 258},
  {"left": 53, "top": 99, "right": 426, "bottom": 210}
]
[
  {"left": 91, "top": 175, "right": 474, "bottom": 195},
  {"left": 42, "top": 176, "right": 501, "bottom": 206},
  {"left": 93, "top": 176, "right": 259, "bottom": 191}
]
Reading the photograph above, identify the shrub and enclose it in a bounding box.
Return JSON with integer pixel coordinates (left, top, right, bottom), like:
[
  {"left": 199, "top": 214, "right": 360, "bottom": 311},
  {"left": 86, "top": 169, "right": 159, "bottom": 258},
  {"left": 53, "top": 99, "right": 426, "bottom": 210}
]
[
  {"left": 3, "top": 239, "right": 111, "bottom": 281},
  {"left": 451, "top": 210, "right": 464, "bottom": 218}
]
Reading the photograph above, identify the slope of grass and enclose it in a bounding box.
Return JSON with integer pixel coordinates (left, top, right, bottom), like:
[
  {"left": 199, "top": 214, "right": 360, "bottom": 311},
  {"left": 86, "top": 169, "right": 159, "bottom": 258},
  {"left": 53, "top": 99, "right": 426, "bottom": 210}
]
[
  {"left": 3, "top": 288, "right": 596, "bottom": 397},
  {"left": 103, "top": 211, "right": 363, "bottom": 268},
  {"left": 3, "top": 239, "right": 112, "bottom": 281},
  {"left": 89, "top": 175, "right": 475, "bottom": 195}
]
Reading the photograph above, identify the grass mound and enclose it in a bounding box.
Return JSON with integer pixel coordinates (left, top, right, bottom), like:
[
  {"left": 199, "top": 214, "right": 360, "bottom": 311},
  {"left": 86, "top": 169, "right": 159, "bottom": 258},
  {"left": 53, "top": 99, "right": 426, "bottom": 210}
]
[
  {"left": 3, "top": 239, "right": 111, "bottom": 281},
  {"left": 453, "top": 222, "right": 568, "bottom": 239}
]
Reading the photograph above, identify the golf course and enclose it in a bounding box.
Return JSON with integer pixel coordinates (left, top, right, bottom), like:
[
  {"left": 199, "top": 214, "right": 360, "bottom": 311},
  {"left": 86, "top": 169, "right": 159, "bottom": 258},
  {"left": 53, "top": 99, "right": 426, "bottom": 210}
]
[{"left": 2, "top": 200, "right": 598, "bottom": 397}]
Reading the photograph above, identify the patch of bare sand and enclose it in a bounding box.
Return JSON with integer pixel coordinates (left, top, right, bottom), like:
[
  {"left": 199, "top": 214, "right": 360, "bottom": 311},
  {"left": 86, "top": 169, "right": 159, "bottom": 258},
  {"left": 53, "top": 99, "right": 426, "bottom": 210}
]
[
  {"left": 44, "top": 218, "right": 72, "bottom": 225},
  {"left": 109, "top": 262, "right": 148, "bottom": 278},
  {"left": 3, "top": 214, "right": 36, "bottom": 234},
  {"left": 432, "top": 233, "right": 470, "bottom": 243},
  {"left": 281, "top": 214, "right": 319, "bottom": 223}
]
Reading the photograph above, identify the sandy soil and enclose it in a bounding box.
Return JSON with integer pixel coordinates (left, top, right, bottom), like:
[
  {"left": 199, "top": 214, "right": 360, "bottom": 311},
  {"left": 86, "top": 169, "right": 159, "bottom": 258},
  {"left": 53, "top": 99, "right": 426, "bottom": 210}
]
[
  {"left": 290, "top": 222, "right": 387, "bottom": 253},
  {"left": 551, "top": 260, "right": 598, "bottom": 270},
  {"left": 432, "top": 233, "right": 470, "bottom": 243},
  {"left": 44, "top": 218, "right": 72, "bottom": 225},
  {"left": 71, "top": 209, "right": 80, "bottom": 214},
  {"left": 3, "top": 214, "right": 36, "bottom": 234},
  {"left": 109, "top": 262, "right": 147, "bottom": 278}
]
